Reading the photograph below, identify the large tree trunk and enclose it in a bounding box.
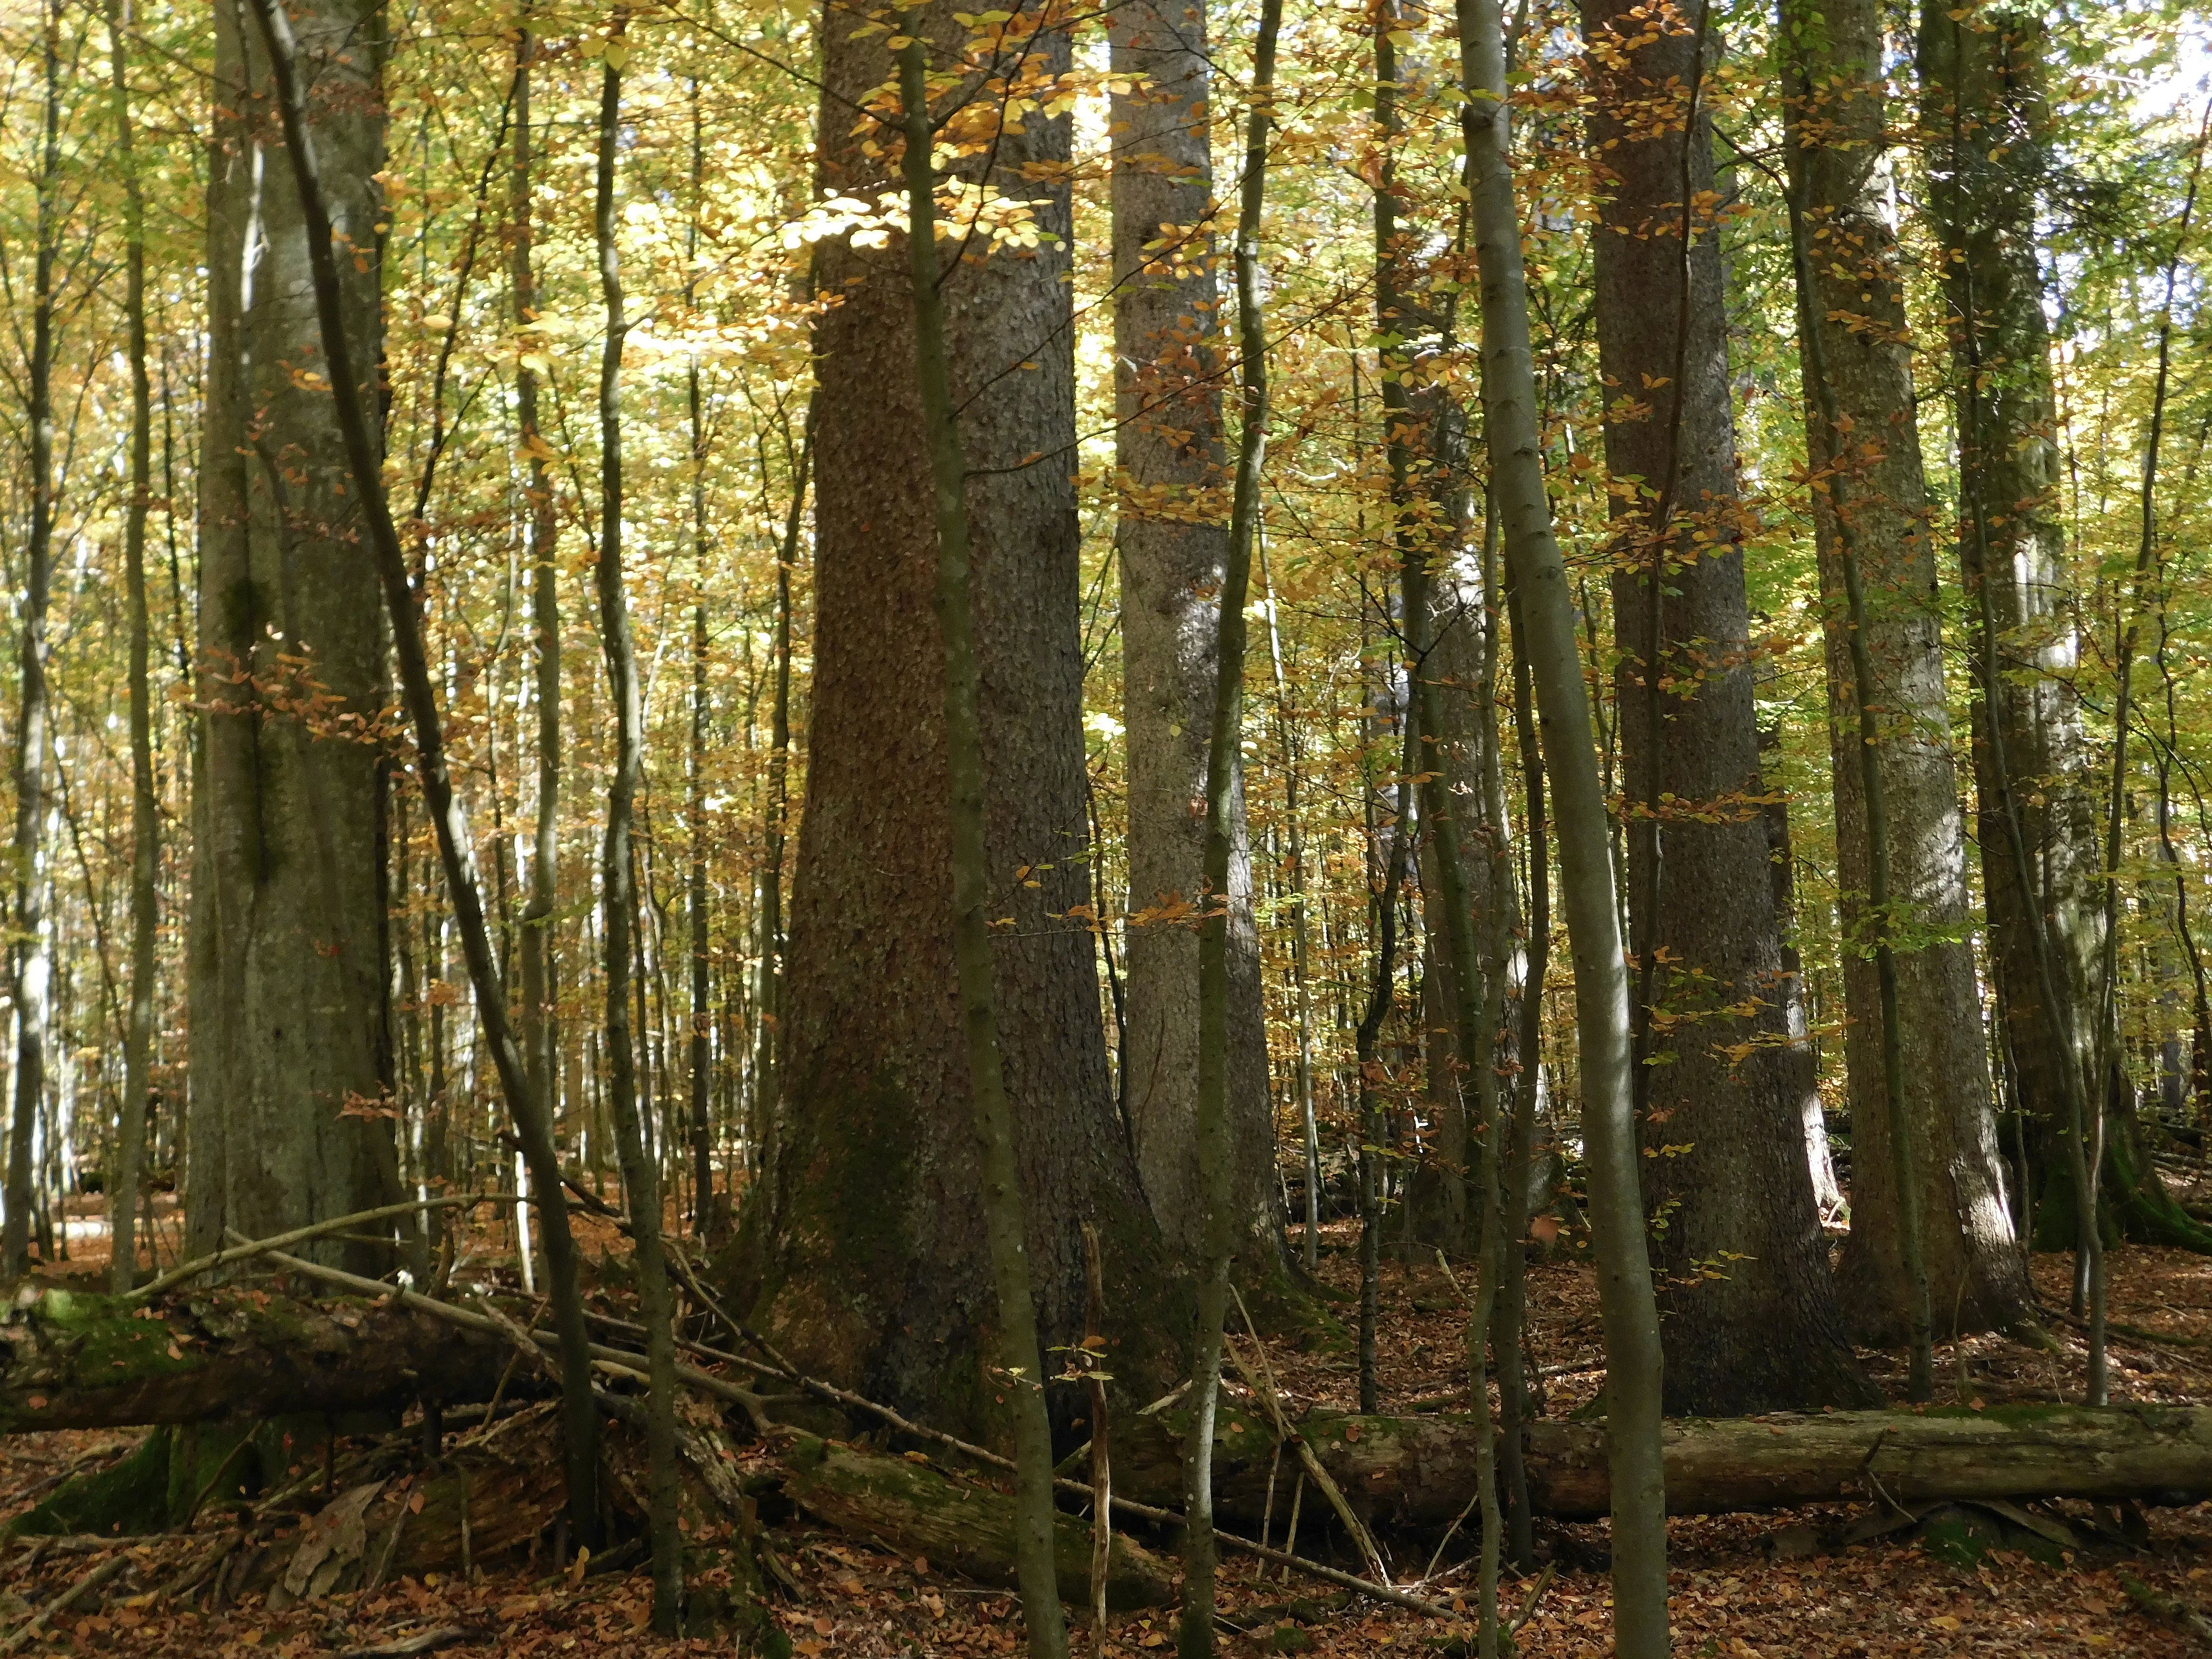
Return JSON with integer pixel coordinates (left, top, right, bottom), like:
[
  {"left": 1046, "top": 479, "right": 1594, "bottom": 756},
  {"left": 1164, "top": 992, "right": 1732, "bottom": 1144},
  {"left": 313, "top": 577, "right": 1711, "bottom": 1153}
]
[
  {"left": 1115, "top": 1403, "right": 2212, "bottom": 1526},
  {"left": 1783, "top": 0, "right": 2029, "bottom": 1343},
  {"left": 0, "top": 1287, "right": 512, "bottom": 1434},
  {"left": 734, "top": 0, "right": 1182, "bottom": 1442},
  {"left": 1920, "top": 11, "right": 2103, "bottom": 1263},
  {"left": 190, "top": 0, "right": 398, "bottom": 1272},
  {"left": 783, "top": 1435, "right": 1174, "bottom": 1609},
  {"left": 1577, "top": 0, "right": 1872, "bottom": 1415},
  {"left": 1111, "top": 0, "right": 1278, "bottom": 1269}
]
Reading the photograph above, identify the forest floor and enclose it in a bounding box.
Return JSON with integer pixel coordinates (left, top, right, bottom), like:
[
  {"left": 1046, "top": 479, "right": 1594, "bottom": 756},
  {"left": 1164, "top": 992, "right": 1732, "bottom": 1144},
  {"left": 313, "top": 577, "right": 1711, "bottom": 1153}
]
[{"left": 7, "top": 1204, "right": 2212, "bottom": 1657}]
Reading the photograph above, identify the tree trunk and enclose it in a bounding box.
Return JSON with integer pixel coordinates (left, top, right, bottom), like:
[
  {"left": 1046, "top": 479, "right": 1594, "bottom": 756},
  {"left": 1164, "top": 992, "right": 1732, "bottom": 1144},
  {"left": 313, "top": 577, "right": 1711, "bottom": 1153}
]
[
  {"left": 105, "top": 0, "right": 159, "bottom": 1297},
  {"left": 514, "top": 21, "right": 564, "bottom": 1241},
  {"left": 1577, "top": 0, "right": 1873, "bottom": 1415},
  {"left": 1111, "top": 0, "right": 1278, "bottom": 1271},
  {"left": 1920, "top": 7, "right": 2103, "bottom": 1274},
  {"left": 189, "top": 0, "right": 398, "bottom": 1274},
  {"left": 736, "top": 0, "right": 1181, "bottom": 1439},
  {"left": 783, "top": 1436, "right": 1174, "bottom": 1611},
  {"left": 1, "top": 1287, "right": 513, "bottom": 1434},
  {"left": 590, "top": 30, "right": 681, "bottom": 1628},
  {"left": 1456, "top": 0, "right": 1668, "bottom": 1643},
  {"left": 2, "top": 0, "right": 59, "bottom": 1279},
  {"left": 1114, "top": 1402, "right": 2212, "bottom": 1526},
  {"left": 1781, "top": 0, "right": 2028, "bottom": 1346}
]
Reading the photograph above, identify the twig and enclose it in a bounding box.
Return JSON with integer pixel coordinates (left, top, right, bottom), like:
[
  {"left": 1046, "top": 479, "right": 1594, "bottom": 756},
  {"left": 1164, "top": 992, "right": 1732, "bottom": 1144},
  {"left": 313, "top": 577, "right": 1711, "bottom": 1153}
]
[
  {"left": 1, "top": 1553, "right": 132, "bottom": 1654},
  {"left": 234, "top": 1240, "right": 777, "bottom": 1432},
  {"left": 131, "top": 1196, "right": 487, "bottom": 1302},
  {"left": 721, "top": 1305, "right": 1450, "bottom": 1615}
]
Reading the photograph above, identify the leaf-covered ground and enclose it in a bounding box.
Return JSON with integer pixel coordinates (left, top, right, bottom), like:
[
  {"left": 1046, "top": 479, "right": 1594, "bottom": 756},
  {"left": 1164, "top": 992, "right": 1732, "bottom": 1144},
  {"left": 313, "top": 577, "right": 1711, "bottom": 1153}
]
[{"left": 7, "top": 1213, "right": 2212, "bottom": 1656}]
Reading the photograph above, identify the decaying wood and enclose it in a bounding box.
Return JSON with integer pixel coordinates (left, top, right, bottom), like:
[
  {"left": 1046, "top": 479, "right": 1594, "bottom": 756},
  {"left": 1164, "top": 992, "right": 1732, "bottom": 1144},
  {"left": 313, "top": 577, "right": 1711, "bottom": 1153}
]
[
  {"left": 0, "top": 1286, "right": 514, "bottom": 1434},
  {"left": 780, "top": 1435, "right": 1176, "bottom": 1610},
  {"left": 1118, "top": 1402, "right": 2212, "bottom": 1525}
]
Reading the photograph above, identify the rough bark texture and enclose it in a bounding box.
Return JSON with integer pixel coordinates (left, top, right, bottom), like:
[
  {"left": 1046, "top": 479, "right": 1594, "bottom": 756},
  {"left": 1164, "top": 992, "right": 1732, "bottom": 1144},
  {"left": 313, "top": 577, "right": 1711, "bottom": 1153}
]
[
  {"left": 1578, "top": 0, "right": 1871, "bottom": 1414},
  {"left": 1115, "top": 1403, "right": 2212, "bottom": 1526},
  {"left": 1783, "top": 0, "right": 2027, "bottom": 1342},
  {"left": 1111, "top": 0, "right": 1276, "bottom": 1266},
  {"left": 782, "top": 1435, "right": 1175, "bottom": 1609},
  {"left": 191, "top": 0, "right": 397, "bottom": 1271},
  {"left": 0, "top": 1287, "right": 512, "bottom": 1434},
  {"left": 733, "top": 0, "right": 1182, "bottom": 1442},
  {"left": 1920, "top": 8, "right": 2102, "bottom": 1253}
]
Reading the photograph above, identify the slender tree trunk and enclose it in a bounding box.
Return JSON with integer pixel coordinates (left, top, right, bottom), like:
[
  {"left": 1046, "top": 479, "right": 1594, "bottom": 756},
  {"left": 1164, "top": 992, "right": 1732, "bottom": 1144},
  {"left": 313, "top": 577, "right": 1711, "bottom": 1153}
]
[
  {"left": 103, "top": 0, "right": 159, "bottom": 1294},
  {"left": 748, "top": 413, "right": 806, "bottom": 1191},
  {"left": 1111, "top": 0, "right": 1277, "bottom": 1272},
  {"left": 589, "top": 26, "right": 682, "bottom": 1626},
  {"left": 895, "top": 42, "right": 1070, "bottom": 1659},
  {"left": 1457, "top": 0, "right": 1668, "bottom": 1647},
  {"left": 1780, "top": 0, "right": 2027, "bottom": 1346},
  {"left": 515, "top": 19, "right": 564, "bottom": 1232},
  {"left": 1257, "top": 543, "right": 1321, "bottom": 1273},
  {"left": 1179, "top": 8, "right": 1281, "bottom": 1649},
  {"left": 244, "top": 0, "right": 601, "bottom": 1555},
  {"left": 4, "top": 0, "right": 60, "bottom": 1278},
  {"left": 1575, "top": 0, "right": 1871, "bottom": 1415},
  {"left": 685, "top": 80, "right": 716, "bottom": 1238}
]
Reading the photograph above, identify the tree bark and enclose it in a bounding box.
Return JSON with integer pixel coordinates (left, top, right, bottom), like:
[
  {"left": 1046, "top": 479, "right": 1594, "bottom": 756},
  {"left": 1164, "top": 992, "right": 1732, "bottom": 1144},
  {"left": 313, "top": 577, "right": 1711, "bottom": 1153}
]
[
  {"left": 1577, "top": 0, "right": 1873, "bottom": 1415},
  {"left": 0, "top": 1287, "right": 513, "bottom": 1434},
  {"left": 1111, "top": 0, "right": 1277, "bottom": 1271},
  {"left": 1456, "top": 0, "right": 1668, "bottom": 1645},
  {"left": 1114, "top": 1402, "right": 2212, "bottom": 1526},
  {"left": 1920, "top": 8, "right": 2103, "bottom": 1283},
  {"left": 589, "top": 27, "right": 681, "bottom": 1627},
  {"left": 3, "top": 0, "right": 60, "bottom": 1278},
  {"left": 514, "top": 21, "right": 564, "bottom": 1232},
  {"left": 736, "top": 0, "right": 1181, "bottom": 1439},
  {"left": 1781, "top": 0, "right": 2028, "bottom": 1346},
  {"left": 783, "top": 1436, "right": 1174, "bottom": 1611},
  {"left": 898, "top": 39, "right": 1070, "bottom": 1656},
  {"left": 105, "top": 0, "right": 159, "bottom": 1297},
  {"left": 189, "top": 0, "right": 398, "bottom": 1274}
]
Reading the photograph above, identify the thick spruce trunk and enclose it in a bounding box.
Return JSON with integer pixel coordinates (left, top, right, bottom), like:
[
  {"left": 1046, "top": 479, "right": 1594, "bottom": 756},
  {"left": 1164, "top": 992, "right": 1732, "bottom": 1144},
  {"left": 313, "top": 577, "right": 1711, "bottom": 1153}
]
[
  {"left": 1110, "top": 0, "right": 1278, "bottom": 1271},
  {"left": 735, "top": 0, "right": 1183, "bottom": 1442},
  {"left": 189, "top": 0, "right": 399, "bottom": 1273},
  {"left": 1781, "top": 0, "right": 2028, "bottom": 1344},
  {"left": 1577, "top": 0, "right": 1872, "bottom": 1414}
]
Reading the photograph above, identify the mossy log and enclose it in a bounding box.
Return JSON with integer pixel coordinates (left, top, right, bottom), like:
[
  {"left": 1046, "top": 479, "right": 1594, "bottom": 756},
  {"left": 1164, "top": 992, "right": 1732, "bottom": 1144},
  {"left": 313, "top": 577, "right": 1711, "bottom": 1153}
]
[
  {"left": 0, "top": 1287, "right": 514, "bottom": 1434},
  {"left": 1116, "top": 1403, "right": 2212, "bottom": 1526},
  {"left": 781, "top": 1436, "right": 1174, "bottom": 1608}
]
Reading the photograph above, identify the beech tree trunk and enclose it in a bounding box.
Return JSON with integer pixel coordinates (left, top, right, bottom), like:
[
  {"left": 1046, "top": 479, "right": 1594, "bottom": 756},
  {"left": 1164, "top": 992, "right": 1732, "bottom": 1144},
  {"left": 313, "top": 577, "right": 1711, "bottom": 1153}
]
[
  {"left": 1577, "top": 0, "right": 1872, "bottom": 1415},
  {"left": 189, "top": 0, "right": 398, "bottom": 1272},
  {"left": 1111, "top": 0, "right": 1277, "bottom": 1270},
  {"left": 736, "top": 0, "right": 1182, "bottom": 1442},
  {"left": 1921, "top": 10, "right": 2103, "bottom": 1270},
  {"left": 1781, "top": 0, "right": 2028, "bottom": 1343}
]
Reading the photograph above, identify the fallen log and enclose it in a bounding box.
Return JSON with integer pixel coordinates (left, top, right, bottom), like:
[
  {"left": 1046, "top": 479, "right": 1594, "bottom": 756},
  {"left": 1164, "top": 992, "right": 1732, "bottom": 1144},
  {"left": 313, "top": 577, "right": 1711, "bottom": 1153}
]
[
  {"left": 1118, "top": 1403, "right": 2212, "bottom": 1526},
  {"left": 0, "top": 1286, "right": 515, "bottom": 1434},
  {"left": 781, "top": 1435, "right": 1176, "bottom": 1609}
]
